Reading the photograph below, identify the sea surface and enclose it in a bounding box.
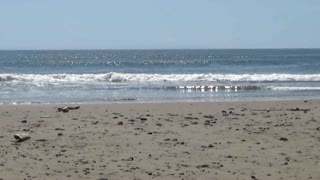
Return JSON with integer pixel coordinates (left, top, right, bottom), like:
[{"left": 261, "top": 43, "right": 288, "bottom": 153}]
[{"left": 1, "top": 49, "right": 320, "bottom": 104}]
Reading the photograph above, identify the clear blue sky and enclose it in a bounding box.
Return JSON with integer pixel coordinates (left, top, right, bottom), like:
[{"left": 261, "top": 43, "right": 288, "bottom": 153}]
[{"left": 1, "top": 0, "right": 319, "bottom": 49}]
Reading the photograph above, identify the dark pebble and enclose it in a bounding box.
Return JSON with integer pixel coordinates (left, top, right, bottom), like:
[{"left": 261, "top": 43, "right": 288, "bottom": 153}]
[
  {"left": 251, "top": 175, "right": 257, "bottom": 180},
  {"left": 279, "top": 137, "right": 288, "bottom": 141},
  {"left": 55, "top": 128, "right": 65, "bottom": 131},
  {"left": 197, "top": 164, "right": 209, "bottom": 168},
  {"left": 91, "top": 121, "right": 99, "bottom": 125}
]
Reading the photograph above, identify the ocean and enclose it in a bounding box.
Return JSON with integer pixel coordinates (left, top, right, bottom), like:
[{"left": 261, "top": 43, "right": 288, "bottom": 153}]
[{"left": 1, "top": 49, "right": 320, "bottom": 104}]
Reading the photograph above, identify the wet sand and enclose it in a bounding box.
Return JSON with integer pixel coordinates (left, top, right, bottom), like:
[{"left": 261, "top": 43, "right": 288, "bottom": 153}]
[{"left": 0, "top": 100, "right": 319, "bottom": 180}]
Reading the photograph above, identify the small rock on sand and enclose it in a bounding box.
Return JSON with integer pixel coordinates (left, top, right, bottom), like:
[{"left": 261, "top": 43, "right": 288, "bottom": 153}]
[
  {"left": 279, "top": 137, "right": 288, "bottom": 141},
  {"left": 14, "top": 133, "right": 30, "bottom": 142}
]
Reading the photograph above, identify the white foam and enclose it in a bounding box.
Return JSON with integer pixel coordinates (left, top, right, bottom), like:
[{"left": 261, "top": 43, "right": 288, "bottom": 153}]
[
  {"left": 271, "top": 86, "right": 320, "bottom": 90},
  {"left": 1, "top": 72, "right": 320, "bottom": 83}
]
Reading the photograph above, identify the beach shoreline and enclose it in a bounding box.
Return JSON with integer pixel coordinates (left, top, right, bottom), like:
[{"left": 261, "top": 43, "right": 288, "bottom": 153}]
[
  {"left": 3, "top": 96, "right": 320, "bottom": 106},
  {"left": 0, "top": 100, "right": 319, "bottom": 179}
]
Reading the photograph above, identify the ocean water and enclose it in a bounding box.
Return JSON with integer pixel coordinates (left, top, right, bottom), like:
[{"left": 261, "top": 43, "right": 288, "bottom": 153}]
[{"left": 1, "top": 49, "right": 320, "bottom": 104}]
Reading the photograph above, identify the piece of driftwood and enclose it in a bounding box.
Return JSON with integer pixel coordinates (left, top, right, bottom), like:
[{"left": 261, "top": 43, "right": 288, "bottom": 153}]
[
  {"left": 14, "top": 133, "right": 30, "bottom": 142},
  {"left": 67, "top": 106, "right": 80, "bottom": 110},
  {"left": 57, "top": 107, "right": 69, "bottom": 112},
  {"left": 57, "top": 106, "right": 80, "bottom": 112},
  {"left": 288, "top": 108, "right": 310, "bottom": 113}
]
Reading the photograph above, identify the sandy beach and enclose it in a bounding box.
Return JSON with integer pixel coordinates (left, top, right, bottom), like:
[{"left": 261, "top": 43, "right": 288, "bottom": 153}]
[{"left": 0, "top": 100, "right": 319, "bottom": 180}]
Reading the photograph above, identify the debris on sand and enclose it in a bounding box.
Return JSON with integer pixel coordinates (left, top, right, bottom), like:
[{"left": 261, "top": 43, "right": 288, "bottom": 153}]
[
  {"left": 14, "top": 133, "right": 30, "bottom": 142},
  {"left": 57, "top": 106, "right": 80, "bottom": 113}
]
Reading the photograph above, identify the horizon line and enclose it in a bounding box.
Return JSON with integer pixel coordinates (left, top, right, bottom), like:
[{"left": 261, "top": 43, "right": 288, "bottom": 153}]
[{"left": 0, "top": 47, "right": 320, "bottom": 51}]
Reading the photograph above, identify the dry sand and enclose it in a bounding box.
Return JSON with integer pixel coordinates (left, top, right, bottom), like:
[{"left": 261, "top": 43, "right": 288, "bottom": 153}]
[{"left": 0, "top": 100, "right": 319, "bottom": 180}]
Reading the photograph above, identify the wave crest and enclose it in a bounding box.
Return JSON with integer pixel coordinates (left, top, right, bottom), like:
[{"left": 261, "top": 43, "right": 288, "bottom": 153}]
[{"left": 1, "top": 72, "right": 320, "bottom": 83}]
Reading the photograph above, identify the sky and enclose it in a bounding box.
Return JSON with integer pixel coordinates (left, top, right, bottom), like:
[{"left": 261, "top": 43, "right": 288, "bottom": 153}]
[{"left": 0, "top": 0, "right": 320, "bottom": 49}]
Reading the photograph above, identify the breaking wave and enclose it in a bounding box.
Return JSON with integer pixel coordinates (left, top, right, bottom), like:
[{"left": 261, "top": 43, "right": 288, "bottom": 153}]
[{"left": 1, "top": 72, "right": 320, "bottom": 83}]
